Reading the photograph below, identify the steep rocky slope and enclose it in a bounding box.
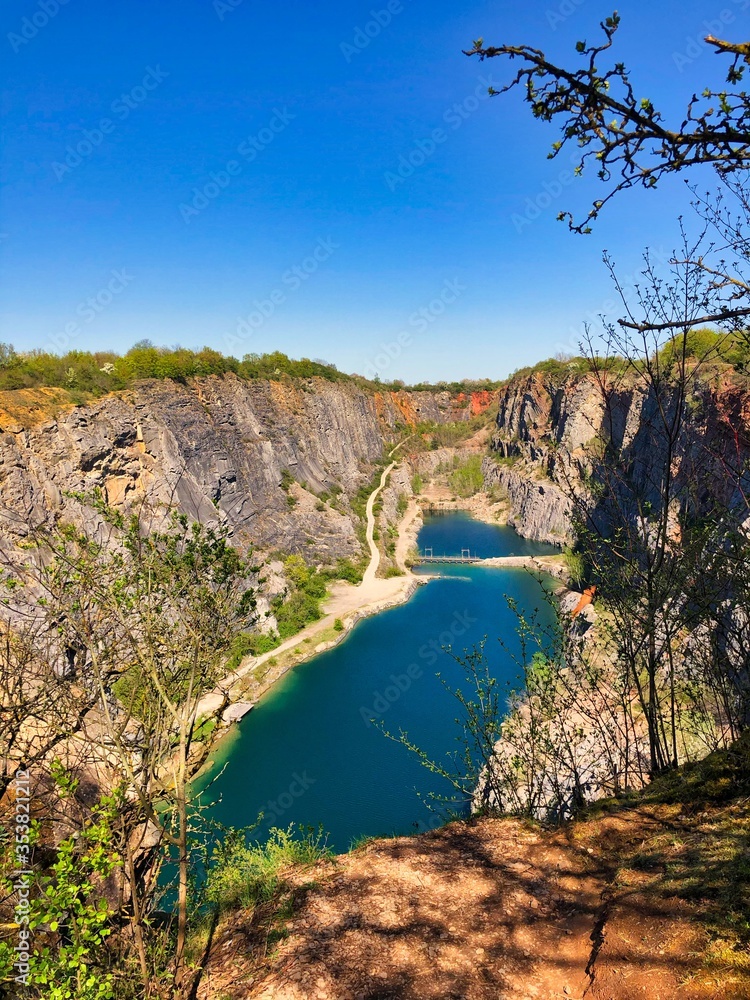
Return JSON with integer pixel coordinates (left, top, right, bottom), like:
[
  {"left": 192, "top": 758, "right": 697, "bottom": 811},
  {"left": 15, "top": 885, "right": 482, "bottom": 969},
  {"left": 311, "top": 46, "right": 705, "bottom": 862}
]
[
  {"left": 195, "top": 736, "right": 750, "bottom": 1000},
  {"left": 0, "top": 376, "right": 472, "bottom": 564},
  {"left": 483, "top": 369, "right": 750, "bottom": 545}
]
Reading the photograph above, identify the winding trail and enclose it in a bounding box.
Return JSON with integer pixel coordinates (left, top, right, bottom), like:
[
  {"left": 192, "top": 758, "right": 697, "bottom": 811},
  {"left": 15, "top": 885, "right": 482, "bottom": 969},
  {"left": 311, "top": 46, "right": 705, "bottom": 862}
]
[
  {"left": 361, "top": 462, "right": 395, "bottom": 585},
  {"left": 196, "top": 437, "right": 418, "bottom": 722},
  {"left": 362, "top": 436, "right": 413, "bottom": 585}
]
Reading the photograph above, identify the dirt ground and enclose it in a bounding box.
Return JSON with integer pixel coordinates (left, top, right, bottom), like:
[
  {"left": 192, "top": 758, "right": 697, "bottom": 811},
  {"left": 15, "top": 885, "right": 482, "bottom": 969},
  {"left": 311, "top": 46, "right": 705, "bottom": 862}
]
[{"left": 195, "top": 790, "right": 749, "bottom": 1000}]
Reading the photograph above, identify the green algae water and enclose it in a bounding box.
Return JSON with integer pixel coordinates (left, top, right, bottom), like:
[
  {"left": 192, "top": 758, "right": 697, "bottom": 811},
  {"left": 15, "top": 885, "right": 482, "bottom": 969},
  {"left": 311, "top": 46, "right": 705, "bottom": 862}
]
[{"left": 195, "top": 513, "right": 557, "bottom": 851}]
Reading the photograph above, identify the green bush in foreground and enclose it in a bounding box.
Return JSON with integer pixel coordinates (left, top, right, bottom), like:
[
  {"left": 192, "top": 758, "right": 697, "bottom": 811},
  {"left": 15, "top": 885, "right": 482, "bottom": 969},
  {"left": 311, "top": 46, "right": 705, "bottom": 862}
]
[
  {"left": 0, "top": 784, "right": 123, "bottom": 1000},
  {"left": 203, "top": 825, "right": 330, "bottom": 913}
]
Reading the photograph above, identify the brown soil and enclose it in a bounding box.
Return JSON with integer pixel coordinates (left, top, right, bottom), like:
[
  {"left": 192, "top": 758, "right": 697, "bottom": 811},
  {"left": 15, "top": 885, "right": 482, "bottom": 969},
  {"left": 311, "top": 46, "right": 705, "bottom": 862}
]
[
  {"left": 0, "top": 386, "right": 75, "bottom": 430},
  {"left": 195, "top": 792, "right": 749, "bottom": 1000}
]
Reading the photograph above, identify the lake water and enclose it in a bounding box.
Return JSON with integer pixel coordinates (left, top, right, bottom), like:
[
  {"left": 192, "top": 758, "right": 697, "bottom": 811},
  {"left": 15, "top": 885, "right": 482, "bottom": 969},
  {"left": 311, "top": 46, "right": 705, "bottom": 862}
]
[{"left": 195, "top": 512, "right": 557, "bottom": 851}]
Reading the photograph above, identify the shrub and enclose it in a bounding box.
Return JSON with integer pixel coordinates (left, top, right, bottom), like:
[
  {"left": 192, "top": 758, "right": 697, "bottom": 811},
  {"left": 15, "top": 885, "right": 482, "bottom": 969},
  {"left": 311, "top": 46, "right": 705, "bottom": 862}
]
[
  {"left": 203, "top": 826, "right": 330, "bottom": 913},
  {"left": 279, "top": 470, "right": 295, "bottom": 492},
  {"left": 333, "top": 618, "right": 344, "bottom": 632},
  {"left": 448, "top": 455, "right": 484, "bottom": 497},
  {"left": 271, "top": 556, "right": 329, "bottom": 639},
  {"left": 274, "top": 591, "right": 321, "bottom": 638},
  {"left": 193, "top": 716, "right": 217, "bottom": 742},
  {"left": 225, "top": 630, "right": 282, "bottom": 669},
  {"left": 563, "top": 548, "right": 585, "bottom": 588},
  {"left": 0, "top": 787, "right": 122, "bottom": 1000},
  {"left": 324, "top": 558, "right": 364, "bottom": 584}
]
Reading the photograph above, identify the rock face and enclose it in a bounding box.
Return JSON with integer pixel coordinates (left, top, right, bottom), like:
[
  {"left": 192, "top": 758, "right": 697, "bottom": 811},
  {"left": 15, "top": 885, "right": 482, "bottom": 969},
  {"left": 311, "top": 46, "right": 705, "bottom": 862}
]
[
  {"left": 6, "top": 368, "right": 747, "bottom": 562},
  {"left": 483, "top": 459, "right": 572, "bottom": 544},
  {"left": 0, "top": 376, "right": 471, "bottom": 564},
  {"left": 484, "top": 370, "right": 750, "bottom": 545}
]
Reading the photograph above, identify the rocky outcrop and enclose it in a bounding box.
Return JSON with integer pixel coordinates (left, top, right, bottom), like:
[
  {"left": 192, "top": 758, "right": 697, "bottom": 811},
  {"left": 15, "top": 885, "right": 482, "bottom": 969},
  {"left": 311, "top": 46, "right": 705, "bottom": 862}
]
[
  {"left": 0, "top": 376, "right": 470, "bottom": 566},
  {"left": 483, "top": 458, "right": 571, "bottom": 544},
  {"left": 484, "top": 370, "right": 750, "bottom": 546}
]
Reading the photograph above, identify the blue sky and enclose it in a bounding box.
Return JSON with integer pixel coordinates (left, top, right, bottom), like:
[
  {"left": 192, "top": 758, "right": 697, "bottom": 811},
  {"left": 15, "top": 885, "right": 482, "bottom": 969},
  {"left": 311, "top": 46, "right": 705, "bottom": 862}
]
[{"left": 0, "top": 0, "right": 745, "bottom": 381}]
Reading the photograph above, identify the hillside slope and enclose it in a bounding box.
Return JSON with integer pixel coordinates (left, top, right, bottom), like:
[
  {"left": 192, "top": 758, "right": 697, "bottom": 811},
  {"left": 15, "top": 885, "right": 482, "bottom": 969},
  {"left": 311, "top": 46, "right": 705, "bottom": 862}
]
[{"left": 195, "top": 737, "right": 750, "bottom": 1000}]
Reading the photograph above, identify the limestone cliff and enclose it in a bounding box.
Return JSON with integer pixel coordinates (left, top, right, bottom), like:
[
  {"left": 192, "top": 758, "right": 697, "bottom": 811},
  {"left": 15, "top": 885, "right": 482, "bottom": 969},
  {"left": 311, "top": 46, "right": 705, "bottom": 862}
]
[
  {"left": 0, "top": 375, "right": 470, "bottom": 565},
  {"left": 484, "top": 369, "right": 750, "bottom": 545}
]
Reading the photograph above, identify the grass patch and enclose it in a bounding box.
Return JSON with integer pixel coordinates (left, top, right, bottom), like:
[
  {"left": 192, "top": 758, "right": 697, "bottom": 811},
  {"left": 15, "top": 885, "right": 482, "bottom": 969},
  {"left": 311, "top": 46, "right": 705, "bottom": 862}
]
[
  {"left": 448, "top": 455, "right": 484, "bottom": 497},
  {"left": 203, "top": 825, "right": 331, "bottom": 914}
]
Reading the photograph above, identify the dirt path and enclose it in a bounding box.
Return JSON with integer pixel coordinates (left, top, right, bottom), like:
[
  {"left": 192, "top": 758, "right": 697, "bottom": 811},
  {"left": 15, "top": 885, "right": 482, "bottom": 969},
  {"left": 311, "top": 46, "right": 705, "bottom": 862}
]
[
  {"left": 197, "top": 442, "right": 419, "bottom": 720},
  {"left": 363, "top": 437, "right": 414, "bottom": 585},
  {"left": 362, "top": 460, "right": 396, "bottom": 587},
  {"left": 198, "top": 797, "right": 738, "bottom": 1000}
]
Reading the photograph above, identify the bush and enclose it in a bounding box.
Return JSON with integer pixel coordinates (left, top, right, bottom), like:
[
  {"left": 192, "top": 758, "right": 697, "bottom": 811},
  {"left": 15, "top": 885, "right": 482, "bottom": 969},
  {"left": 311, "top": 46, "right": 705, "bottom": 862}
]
[
  {"left": 448, "top": 455, "right": 484, "bottom": 497},
  {"left": 280, "top": 470, "right": 295, "bottom": 492},
  {"left": 0, "top": 787, "right": 122, "bottom": 1000},
  {"left": 333, "top": 618, "right": 344, "bottom": 631},
  {"left": 271, "top": 555, "right": 329, "bottom": 639},
  {"left": 225, "top": 631, "right": 281, "bottom": 670},
  {"left": 203, "top": 825, "right": 330, "bottom": 913},
  {"left": 193, "top": 716, "right": 217, "bottom": 742},
  {"left": 324, "top": 558, "right": 364, "bottom": 584},
  {"left": 563, "top": 548, "right": 585, "bottom": 587},
  {"left": 411, "top": 472, "right": 423, "bottom": 495},
  {"left": 274, "top": 590, "right": 321, "bottom": 638}
]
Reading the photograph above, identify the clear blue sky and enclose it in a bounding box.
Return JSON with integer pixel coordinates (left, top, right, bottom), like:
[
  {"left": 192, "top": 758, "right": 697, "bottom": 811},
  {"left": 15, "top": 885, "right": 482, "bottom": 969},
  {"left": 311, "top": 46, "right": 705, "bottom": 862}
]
[{"left": 0, "top": 0, "right": 743, "bottom": 381}]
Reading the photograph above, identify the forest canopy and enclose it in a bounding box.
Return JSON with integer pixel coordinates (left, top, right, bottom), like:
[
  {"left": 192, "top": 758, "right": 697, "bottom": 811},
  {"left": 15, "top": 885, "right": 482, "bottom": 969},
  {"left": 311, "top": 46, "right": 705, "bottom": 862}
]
[
  {"left": 0, "top": 342, "right": 507, "bottom": 399},
  {"left": 0, "top": 342, "right": 351, "bottom": 396}
]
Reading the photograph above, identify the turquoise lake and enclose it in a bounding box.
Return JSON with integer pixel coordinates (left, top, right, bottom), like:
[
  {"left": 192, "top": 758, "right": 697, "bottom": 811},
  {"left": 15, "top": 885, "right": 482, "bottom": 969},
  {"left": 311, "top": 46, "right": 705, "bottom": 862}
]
[{"left": 196, "top": 512, "right": 557, "bottom": 851}]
